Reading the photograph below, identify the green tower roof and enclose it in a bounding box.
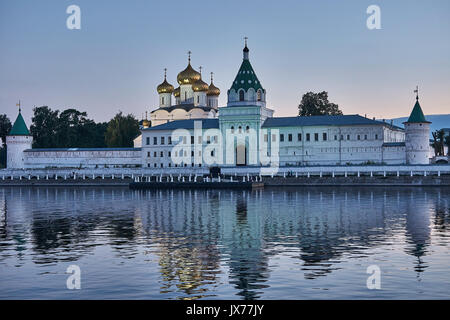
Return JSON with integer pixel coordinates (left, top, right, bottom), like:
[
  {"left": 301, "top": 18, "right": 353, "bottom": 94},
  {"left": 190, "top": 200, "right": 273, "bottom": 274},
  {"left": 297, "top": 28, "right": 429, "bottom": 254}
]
[
  {"left": 9, "top": 111, "right": 31, "bottom": 136},
  {"left": 405, "top": 99, "right": 430, "bottom": 123},
  {"left": 230, "top": 45, "right": 264, "bottom": 92}
]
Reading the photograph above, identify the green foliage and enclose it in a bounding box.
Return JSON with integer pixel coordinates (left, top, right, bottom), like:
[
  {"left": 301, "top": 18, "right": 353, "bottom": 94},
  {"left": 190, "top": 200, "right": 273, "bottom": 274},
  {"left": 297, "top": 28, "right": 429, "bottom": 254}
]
[
  {"left": 105, "top": 112, "right": 140, "bottom": 147},
  {"left": 30, "top": 106, "right": 108, "bottom": 148},
  {"left": 0, "top": 114, "right": 12, "bottom": 168},
  {"left": 298, "top": 91, "right": 343, "bottom": 116},
  {"left": 445, "top": 135, "right": 450, "bottom": 156},
  {"left": 0, "top": 114, "right": 12, "bottom": 148},
  {"left": 431, "top": 129, "right": 445, "bottom": 156}
]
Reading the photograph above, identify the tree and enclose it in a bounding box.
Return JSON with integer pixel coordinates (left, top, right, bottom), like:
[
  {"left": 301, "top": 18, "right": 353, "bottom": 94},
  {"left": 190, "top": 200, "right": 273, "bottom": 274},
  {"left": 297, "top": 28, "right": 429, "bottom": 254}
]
[
  {"left": 0, "top": 114, "right": 12, "bottom": 168},
  {"left": 30, "top": 106, "right": 60, "bottom": 148},
  {"left": 431, "top": 129, "right": 445, "bottom": 156},
  {"left": 298, "top": 91, "right": 342, "bottom": 116},
  {"left": 105, "top": 112, "right": 140, "bottom": 147},
  {"left": 0, "top": 114, "right": 12, "bottom": 148}
]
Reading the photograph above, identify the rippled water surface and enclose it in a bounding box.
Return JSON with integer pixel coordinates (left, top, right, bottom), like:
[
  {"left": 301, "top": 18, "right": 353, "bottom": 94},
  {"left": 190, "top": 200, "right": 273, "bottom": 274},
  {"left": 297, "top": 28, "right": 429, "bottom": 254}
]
[{"left": 0, "top": 186, "right": 449, "bottom": 299}]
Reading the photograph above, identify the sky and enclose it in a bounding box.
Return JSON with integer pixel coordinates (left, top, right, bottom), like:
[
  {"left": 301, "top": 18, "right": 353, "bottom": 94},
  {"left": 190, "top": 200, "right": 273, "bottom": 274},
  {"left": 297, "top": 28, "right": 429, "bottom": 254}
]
[{"left": 0, "top": 0, "right": 449, "bottom": 125}]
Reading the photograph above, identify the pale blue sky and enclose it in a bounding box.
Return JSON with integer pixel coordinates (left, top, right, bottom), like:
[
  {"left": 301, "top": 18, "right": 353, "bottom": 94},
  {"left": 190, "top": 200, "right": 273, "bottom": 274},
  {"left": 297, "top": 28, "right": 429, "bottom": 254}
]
[{"left": 1, "top": 0, "right": 449, "bottom": 124}]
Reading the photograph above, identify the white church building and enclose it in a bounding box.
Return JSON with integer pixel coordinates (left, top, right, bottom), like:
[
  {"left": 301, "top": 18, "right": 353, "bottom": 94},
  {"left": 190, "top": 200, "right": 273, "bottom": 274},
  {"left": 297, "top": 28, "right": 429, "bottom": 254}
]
[{"left": 5, "top": 42, "right": 431, "bottom": 170}]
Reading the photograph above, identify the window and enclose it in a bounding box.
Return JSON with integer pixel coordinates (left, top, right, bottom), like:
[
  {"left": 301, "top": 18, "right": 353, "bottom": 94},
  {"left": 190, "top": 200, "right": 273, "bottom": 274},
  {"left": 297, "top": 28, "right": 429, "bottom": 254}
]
[
  {"left": 314, "top": 133, "right": 319, "bottom": 141},
  {"left": 147, "top": 152, "right": 151, "bottom": 158},
  {"left": 231, "top": 126, "right": 235, "bottom": 133},
  {"left": 357, "top": 135, "right": 360, "bottom": 140},
  {"left": 168, "top": 151, "right": 171, "bottom": 157},
  {"left": 207, "top": 136, "right": 211, "bottom": 144},
  {"left": 153, "top": 137, "right": 157, "bottom": 145},
  {"left": 298, "top": 133, "right": 302, "bottom": 141},
  {"left": 211, "top": 150, "right": 215, "bottom": 156},
  {"left": 347, "top": 134, "right": 350, "bottom": 140},
  {"left": 168, "top": 136, "right": 172, "bottom": 145},
  {"left": 239, "top": 90, "right": 245, "bottom": 101},
  {"left": 191, "top": 136, "right": 194, "bottom": 144},
  {"left": 264, "top": 134, "right": 268, "bottom": 142},
  {"left": 153, "top": 152, "right": 157, "bottom": 157},
  {"left": 306, "top": 133, "right": 310, "bottom": 141},
  {"left": 185, "top": 92, "right": 187, "bottom": 100},
  {"left": 288, "top": 134, "right": 292, "bottom": 142},
  {"left": 238, "top": 126, "right": 242, "bottom": 133},
  {"left": 162, "top": 96, "right": 165, "bottom": 105},
  {"left": 280, "top": 134, "right": 284, "bottom": 142},
  {"left": 161, "top": 137, "right": 165, "bottom": 145},
  {"left": 191, "top": 151, "right": 194, "bottom": 157},
  {"left": 246, "top": 126, "right": 250, "bottom": 133},
  {"left": 257, "top": 90, "right": 262, "bottom": 101},
  {"left": 160, "top": 163, "right": 163, "bottom": 168},
  {"left": 323, "top": 133, "right": 327, "bottom": 141},
  {"left": 375, "top": 134, "right": 378, "bottom": 140},
  {"left": 364, "top": 135, "right": 367, "bottom": 140},
  {"left": 146, "top": 137, "right": 150, "bottom": 145},
  {"left": 197, "top": 96, "right": 199, "bottom": 104},
  {"left": 160, "top": 151, "right": 163, "bottom": 157},
  {"left": 334, "top": 135, "right": 337, "bottom": 141},
  {"left": 340, "top": 134, "right": 344, "bottom": 140}
]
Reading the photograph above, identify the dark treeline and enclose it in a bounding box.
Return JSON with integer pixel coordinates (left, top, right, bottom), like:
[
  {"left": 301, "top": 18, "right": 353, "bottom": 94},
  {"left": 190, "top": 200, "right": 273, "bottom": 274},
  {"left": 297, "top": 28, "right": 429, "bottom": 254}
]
[{"left": 0, "top": 106, "right": 141, "bottom": 167}]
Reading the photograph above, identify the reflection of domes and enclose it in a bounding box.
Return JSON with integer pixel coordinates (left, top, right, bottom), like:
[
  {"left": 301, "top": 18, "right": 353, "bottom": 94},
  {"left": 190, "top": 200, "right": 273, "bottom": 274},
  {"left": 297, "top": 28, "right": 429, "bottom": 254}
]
[
  {"left": 193, "top": 78, "right": 209, "bottom": 92},
  {"left": 157, "top": 79, "right": 174, "bottom": 94},
  {"left": 177, "top": 63, "right": 201, "bottom": 85},
  {"left": 207, "top": 82, "right": 220, "bottom": 96},
  {"left": 174, "top": 87, "right": 180, "bottom": 97}
]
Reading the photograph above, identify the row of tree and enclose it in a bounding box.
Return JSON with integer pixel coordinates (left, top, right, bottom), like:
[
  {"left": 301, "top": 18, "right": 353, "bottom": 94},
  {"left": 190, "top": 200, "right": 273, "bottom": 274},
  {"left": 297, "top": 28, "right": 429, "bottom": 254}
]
[{"left": 0, "top": 107, "right": 140, "bottom": 167}]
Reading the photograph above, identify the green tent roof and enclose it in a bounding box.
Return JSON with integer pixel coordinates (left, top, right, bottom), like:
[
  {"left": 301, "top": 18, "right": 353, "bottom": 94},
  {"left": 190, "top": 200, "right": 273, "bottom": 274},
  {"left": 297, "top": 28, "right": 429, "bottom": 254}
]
[
  {"left": 230, "top": 49, "right": 264, "bottom": 92},
  {"left": 9, "top": 111, "right": 31, "bottom": 136},
  {"left": 405, "top": 100, "right": 430, "bottom": 123}
]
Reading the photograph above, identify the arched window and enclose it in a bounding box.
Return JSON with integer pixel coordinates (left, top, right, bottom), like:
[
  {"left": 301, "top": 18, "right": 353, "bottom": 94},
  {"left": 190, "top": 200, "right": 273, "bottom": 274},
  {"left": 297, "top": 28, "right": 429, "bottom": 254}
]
[
  {"left": 246, "top": 126, "right": 250, "bottom": 133},
  {"left": 162, "top": 96, "right": 165, "bottom": 104},
  {"left": 197, "top": 96, "right": 199, "bottom": 104},
  {"left": 239, "top": 90, "right": 245, "bottom": 101},
  {"left": 231, "top": 126, "right": 235, "bottom": 133},
  {"left": 185, "top": 92, "right": 187, "bottom": 100},
  {"left": 238, "top": 126, "right": 242, "bottom": 133},
  {"left": 257, "top": 90, "right": 262, "bottom": 101}
]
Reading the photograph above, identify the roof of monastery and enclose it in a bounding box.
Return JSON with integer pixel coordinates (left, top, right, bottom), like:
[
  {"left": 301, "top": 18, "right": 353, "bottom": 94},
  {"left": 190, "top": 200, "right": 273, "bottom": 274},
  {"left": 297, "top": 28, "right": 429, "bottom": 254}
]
[
  {"left": 9, "top": 111, "right": 31, "bottom": 136},
  {"left": 262, "top": 114, "right": 404, "bottom": 129},
  {"left": 150, "top": 104, "right": 215, "bottom": 114},
  {"left": 24, "top": 147, "right": 141, "bottom": 152},
  {"left": 229, "top": 44, "right": 264, "bottom": 92},
  {"left": 144, "top": 119, "right": 219, "bottom": 130}
]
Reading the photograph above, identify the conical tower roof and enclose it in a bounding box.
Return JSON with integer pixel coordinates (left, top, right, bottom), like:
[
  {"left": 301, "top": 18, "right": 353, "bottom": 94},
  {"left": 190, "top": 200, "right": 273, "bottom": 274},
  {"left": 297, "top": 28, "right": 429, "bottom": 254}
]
[
  {"left": 405, "top": 97, "right": 430, "bottom": 124},
  {"left": 9, "top": 110, "right": 30, "bottom": 136},
  {"left": 230, "top": 42, "right": 264, "bottom": 92}
]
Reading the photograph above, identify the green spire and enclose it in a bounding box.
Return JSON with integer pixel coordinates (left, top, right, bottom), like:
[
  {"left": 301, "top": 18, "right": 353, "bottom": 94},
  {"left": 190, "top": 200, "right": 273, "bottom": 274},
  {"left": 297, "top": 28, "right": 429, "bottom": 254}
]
[
  {"left": 9, "top": 110, "right": 31, "bottom": 136},
  {"left": 230, "top": 41, "right": 264, "bottom": 92},
  {"left": 405, "top": 98, "right": 430, "bottom": 124}
]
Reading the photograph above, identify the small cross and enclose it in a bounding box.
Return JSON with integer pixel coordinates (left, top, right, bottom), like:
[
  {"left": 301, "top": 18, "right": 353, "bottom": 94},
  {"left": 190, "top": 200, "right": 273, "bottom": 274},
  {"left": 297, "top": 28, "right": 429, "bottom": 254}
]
[
  {"left": 16, "top": 100, "right": 21, "bottom": 112},
  {"left": 414, "top": 85, "right": 419, "bottom": 100},
  {"left": 187, "top": 51, "right": 192, "bottom": 63},
  {"left": 244, "top": 37, "right": 248, "bottom": 47},
  {"left": 210, "top": 72, "right": 214, "bottom": 82},
  {"left": 199, "top": 66, "right": 202, "bottom": 75},
  {"left": 164, "top": 68, "right": 167, "bottom": 79}
]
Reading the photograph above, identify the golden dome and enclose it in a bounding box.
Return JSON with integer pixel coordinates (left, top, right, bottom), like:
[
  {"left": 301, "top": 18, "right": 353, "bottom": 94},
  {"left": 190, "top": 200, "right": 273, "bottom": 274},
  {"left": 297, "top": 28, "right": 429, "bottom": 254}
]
[
  {"left": 157, "top": 69, "right": 174, "bottom": 94},
  {"left": 207, "top": 72, "right": 220, "bottom": 96},
  {"left": 174, "top": 86, "right": 180, "bottom": 97},
  {"left": 142, "top": 119, "right": 150, "bottom": 128},
  {"left": 192, "top": 78, "right": 209, "bottom": 92},
  {"left": 177, "top": 63, "right": 201, "bottom": 85}
]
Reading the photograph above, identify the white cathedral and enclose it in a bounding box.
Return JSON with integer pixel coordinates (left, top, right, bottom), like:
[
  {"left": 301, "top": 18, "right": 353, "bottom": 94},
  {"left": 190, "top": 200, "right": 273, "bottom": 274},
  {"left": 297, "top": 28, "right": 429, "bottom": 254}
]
[{"left": 5, "top": 42, "right": 431, "bottom": 170}]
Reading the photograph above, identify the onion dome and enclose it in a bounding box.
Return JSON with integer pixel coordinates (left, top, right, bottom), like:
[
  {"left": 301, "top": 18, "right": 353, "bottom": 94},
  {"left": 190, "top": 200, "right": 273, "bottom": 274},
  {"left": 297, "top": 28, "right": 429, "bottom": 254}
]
[
  {"left": 193, "top": 67, "right": 209, "bottom": 92},
  {"left": 207, "top": 72, "right": 220, "bottom": 96},
  {"left": 174, "top": 86, "right": 180, "bottom": 97},
  {"left": 157, "top": 69, "right": 174, "bottom": 94},
  {"left": 142, "top": 119, "right": 150, "bottom": 128},
  {"left": 177, "top": 51, "right": 201, "bottom": 85}
]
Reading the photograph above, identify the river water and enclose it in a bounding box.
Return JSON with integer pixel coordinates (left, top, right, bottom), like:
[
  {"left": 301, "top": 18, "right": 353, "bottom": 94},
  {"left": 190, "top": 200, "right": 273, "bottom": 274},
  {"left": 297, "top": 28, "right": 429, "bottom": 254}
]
[{"left": 0, "top": 186, "right": 449, "bottom": 299}]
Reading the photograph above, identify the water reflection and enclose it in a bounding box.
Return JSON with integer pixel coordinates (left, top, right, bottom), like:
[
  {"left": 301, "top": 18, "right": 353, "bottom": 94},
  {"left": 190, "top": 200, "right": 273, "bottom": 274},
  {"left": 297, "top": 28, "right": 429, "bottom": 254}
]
[{"left": 0, "top": 186, "right": 449, "bottom": 299}]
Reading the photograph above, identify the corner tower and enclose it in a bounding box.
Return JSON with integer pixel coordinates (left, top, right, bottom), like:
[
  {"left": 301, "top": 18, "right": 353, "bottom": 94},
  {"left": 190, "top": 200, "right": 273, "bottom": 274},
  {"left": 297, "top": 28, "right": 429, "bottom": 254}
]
[
  {"left": 404, "top": 88, "right": 431, "bottom": 165},
  {"left": 6, "top": 104, "right": 33, "bottom": 169},
  {"left": 227, "top": 38, "right": 266, "bottom": 107}
]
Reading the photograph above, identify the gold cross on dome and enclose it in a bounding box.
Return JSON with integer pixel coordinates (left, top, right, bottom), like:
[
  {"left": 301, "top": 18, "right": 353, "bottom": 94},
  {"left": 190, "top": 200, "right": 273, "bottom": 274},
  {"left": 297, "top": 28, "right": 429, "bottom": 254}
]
[
  {"left": 187, "top": 51, "right": 192, "bottom": 63},
  {"left": 414, "top": 85, "right": 419, "bottom": 100},
  {"left": 244, "top": 37, "right": 248, "bottom": 46}
]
